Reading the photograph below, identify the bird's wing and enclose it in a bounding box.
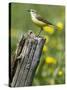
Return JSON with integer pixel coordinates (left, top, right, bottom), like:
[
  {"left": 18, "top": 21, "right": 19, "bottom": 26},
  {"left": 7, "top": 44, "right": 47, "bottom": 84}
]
[{"left": 36, "top": 14, "right": 53, "bottom": 25}]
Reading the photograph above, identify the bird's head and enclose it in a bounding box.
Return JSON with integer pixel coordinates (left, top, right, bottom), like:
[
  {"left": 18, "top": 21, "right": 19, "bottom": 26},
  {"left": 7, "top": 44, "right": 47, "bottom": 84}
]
[
  {"left": 27, "top": 9, "right": 37, "bottom": 14},
  {"left": 27, "top": 9, "right": 37, "bottom": 17}
]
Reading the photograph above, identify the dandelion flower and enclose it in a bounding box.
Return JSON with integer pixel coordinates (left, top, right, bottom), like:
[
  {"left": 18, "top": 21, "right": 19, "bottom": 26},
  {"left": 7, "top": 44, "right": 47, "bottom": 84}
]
[
  {"left": 45, "top": 56, "right": 57, "bottom": 64},
  {"left": 43, "top": 26, "right": 54, "bottom": 34},
  {"left": 56, "top": 22, "right": 64, "bottom": 31},
  {"left": 58, "top": 70, "right": 63, "bottom": 76}
]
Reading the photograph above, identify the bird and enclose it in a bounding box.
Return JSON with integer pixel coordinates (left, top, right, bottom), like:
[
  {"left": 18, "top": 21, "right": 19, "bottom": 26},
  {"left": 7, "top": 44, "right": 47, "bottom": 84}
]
[{"left": 27, "top": 9, "right": 57, "bottom": 36}]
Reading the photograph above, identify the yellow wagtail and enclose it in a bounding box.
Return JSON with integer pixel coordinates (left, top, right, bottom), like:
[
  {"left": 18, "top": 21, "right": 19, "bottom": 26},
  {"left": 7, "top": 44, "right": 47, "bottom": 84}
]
[{"left": 28, "top": 9, "right": 57, "bottom": 36}]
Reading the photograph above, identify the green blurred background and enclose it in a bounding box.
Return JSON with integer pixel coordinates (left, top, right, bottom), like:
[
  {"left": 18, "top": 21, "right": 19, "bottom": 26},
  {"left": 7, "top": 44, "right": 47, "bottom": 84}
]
[{"left": 10, "top": 3, "right": 65, "bottom": 85}]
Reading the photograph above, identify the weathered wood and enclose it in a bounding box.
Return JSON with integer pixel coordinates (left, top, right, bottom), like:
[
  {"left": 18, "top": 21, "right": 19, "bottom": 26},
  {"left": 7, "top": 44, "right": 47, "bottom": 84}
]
[
  {"left": 18, "top": 40, "right": 38, "bottom": 87},
  {"left": 24, "top": 38, "right": 45, "bottom": 86},
  {"left": 10, "top": 31, "right": 45, "bottom": 87},
  {"left": 10, "top": 35, "right": 26, "bottom": 83}
]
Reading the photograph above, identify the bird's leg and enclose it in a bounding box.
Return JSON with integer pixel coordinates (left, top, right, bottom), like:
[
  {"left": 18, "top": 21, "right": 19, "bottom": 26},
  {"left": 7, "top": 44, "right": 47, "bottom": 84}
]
[{"left": 37, "top": 27, "right": 43, "bottom": 37}]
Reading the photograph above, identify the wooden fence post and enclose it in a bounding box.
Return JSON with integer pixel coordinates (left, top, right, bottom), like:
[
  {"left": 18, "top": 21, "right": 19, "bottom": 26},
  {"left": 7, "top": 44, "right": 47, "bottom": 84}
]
[{"left": 10, "top": 31, "right": 46, "bottom": 87}]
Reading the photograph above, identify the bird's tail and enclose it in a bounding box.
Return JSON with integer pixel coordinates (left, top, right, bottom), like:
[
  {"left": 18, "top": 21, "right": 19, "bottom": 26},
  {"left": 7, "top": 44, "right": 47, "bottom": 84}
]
[{"left": 49, "top": 24, "right": 60, "bottom": 30}]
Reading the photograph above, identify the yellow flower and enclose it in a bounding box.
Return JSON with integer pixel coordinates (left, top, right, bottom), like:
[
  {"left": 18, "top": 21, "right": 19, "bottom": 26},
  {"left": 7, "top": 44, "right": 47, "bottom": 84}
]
[
  {"left": 56, "top": 22, "right": 64, "bottom": 31},
  {"left": 58, "top": 70, "right": 63, "bottom": 76},
  {"left": 43, "top": 26, "right": 54, "bottom": 34},
  {"left": 43, "top": 45, "right": 48, "bottom": 52},
  {"left": 45, "top": 56, "right": 57, "bottom": 64}
]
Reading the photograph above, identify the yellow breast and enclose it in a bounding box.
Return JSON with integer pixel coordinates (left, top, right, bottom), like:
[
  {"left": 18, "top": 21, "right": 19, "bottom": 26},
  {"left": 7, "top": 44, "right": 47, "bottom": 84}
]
[{"left": 32, "top": 16, "right": 46, "bottom": 27}]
